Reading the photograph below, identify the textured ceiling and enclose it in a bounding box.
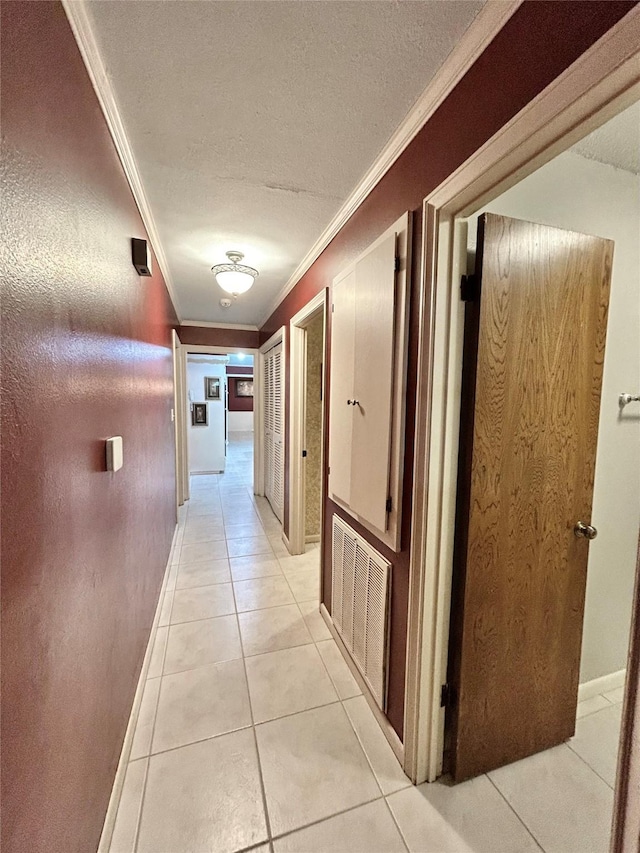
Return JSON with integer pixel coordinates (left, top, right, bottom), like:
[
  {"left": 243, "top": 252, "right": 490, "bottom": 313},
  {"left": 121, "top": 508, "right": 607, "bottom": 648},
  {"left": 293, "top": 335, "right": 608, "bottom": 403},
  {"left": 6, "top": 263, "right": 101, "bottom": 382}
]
[
  {"left": 85, "top": 0, "right": 486, "bottom": 324},
  {"left": 571, "top": 101, "right": 640, "bottom": 175}
]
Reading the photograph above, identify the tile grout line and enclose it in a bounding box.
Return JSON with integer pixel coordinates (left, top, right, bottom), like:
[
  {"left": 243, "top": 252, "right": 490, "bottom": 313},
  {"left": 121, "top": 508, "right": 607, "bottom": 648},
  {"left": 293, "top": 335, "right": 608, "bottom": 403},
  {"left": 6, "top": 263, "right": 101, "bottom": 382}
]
[
  {"left": 131, "top": 570, "right": 174, "bottom": 853},
  {"left": 230, "top": 548, "right": 275, "bottom": 849},
  {"left": 485, "top": 773, "right": 546, "bottom": 852}
]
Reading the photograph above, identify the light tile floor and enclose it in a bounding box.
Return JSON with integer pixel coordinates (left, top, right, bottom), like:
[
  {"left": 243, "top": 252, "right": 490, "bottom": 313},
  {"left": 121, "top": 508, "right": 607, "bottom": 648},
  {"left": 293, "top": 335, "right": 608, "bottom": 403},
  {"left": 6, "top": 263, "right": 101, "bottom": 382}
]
[{"left": 109, "top": 434, "right": 623, "bottom": 853}]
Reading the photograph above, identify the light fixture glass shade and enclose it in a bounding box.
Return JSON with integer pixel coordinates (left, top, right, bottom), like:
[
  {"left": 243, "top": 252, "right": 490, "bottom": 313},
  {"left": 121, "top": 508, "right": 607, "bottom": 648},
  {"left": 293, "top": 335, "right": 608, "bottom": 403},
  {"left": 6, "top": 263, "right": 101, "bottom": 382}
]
[
  {"left": 212, "top": 251, "right": 258, "bottom": 296},
  {"left": 215, "top": 269, "right": 255, "bottom": 294}
]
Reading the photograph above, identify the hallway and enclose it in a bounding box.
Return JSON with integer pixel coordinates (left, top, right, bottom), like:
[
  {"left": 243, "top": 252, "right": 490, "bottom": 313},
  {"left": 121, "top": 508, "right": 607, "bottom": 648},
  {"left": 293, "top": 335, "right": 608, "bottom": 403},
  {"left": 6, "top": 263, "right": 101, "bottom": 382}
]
[{"left": 107, "top": 437, "right": 622, "bottom": 853}]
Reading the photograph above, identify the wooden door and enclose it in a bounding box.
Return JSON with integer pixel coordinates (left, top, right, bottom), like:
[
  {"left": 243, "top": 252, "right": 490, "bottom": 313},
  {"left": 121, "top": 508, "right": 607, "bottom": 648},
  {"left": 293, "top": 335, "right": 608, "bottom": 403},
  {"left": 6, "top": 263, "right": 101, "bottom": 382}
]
[{"left": 449, "top": 213, "right": 613, "bottom": 781}]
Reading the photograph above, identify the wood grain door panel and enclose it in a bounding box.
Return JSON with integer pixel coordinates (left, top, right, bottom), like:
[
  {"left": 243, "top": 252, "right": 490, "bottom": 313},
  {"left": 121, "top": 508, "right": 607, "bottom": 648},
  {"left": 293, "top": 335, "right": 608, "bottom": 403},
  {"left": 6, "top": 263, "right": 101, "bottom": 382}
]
[{"left": 449, "top": 213, "right": 613, "bottom": 781}]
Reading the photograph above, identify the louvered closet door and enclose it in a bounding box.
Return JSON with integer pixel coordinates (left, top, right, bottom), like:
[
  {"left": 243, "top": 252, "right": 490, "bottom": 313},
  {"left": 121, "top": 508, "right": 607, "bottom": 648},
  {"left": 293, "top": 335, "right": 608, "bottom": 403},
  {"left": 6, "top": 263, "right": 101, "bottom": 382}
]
[
  {"left": 264, "top": 342, "right": 284, "bottom": 523},
  {"left": 263, "top": 351, "right": 273, "bottom": 504}
]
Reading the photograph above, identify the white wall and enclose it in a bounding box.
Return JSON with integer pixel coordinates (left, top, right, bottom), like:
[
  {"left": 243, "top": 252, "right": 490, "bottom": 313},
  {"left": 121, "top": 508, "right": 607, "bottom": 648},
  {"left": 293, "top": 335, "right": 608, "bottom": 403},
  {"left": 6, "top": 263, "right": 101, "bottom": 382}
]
[
  {"left": 228, "top": 411, "right": 253, "bottom": 432},
  {"left": 468, "top": 151, "right": 640, "bottom": 684},
  {"left": 186, "top": 356, "right": 226, "bottom": 474}
]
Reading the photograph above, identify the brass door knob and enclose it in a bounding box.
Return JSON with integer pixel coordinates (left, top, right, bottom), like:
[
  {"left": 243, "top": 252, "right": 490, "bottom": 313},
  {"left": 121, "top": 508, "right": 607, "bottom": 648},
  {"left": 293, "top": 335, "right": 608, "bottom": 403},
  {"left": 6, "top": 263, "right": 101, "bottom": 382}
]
[{"left": 574, "top": 521, "right": 598, "bottom": 540}]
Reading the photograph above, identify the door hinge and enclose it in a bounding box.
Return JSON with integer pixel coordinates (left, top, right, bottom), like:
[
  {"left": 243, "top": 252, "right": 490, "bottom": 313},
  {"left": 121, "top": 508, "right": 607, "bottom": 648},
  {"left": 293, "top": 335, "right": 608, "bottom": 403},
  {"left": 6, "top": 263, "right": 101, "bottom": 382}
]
[
  {"left": 302, "top": 450, "right": 307, "bottom": 458},
  {"left": 440, "top": 683, "right": 452, "bottom": 708},
  {"left": 394, "top": 256, "right": 400, "bottom": 273},
  {"left": 386, "top": 496, "right": 392, "bottom": 513},
  {"left": 331, "top": 303, "right": 335, "bottom": 313},
  {"left": 460, "top": 274, "right": 478, "bottom": 302}
]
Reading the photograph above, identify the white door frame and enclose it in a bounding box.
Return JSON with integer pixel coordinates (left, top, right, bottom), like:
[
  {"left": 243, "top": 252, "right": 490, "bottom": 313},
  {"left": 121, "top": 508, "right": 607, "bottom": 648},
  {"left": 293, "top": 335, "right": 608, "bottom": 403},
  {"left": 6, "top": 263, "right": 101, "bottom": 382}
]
[
  {"left": 288, "top": 290, "right": 328, "bottom": 555},
  {"left": 172, "top": 330, "right": 186, "bottom": 509},
  {"left": 403, "top": 7, "right": 640, "bottom": 785},
  {"left": 257, "top": 327, "right": 286, "bottom": 507},
  {"left": 177, "top": 343, "right": 260, "bottom": 491}
]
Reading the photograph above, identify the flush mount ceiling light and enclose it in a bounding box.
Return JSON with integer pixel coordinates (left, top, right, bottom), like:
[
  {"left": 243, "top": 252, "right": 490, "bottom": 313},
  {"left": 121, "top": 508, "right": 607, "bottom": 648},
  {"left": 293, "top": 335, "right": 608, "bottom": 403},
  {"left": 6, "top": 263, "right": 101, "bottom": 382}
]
[{"left": 211, "top": 251, "right": 258, "bottom": 296}]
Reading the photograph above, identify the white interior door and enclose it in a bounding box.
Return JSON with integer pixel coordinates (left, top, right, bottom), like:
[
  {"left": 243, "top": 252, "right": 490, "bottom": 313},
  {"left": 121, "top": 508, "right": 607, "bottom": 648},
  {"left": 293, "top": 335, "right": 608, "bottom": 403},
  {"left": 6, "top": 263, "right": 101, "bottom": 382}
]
[
  {"left": 328, "top": 267, "right": 356, "bottom": 506},
  {"left": 350, "top": 232, "right": 397, "bottom": 531}
]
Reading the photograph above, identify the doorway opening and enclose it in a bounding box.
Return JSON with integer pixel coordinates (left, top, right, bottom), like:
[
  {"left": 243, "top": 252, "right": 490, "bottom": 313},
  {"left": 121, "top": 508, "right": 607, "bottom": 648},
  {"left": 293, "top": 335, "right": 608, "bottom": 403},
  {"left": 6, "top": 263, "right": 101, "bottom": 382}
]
[
  {"left": 407, "top": 84, "right": 639, "bottom": 850},
  {"left": 289, "top": 290, "right": 327, "bottom": 556}
]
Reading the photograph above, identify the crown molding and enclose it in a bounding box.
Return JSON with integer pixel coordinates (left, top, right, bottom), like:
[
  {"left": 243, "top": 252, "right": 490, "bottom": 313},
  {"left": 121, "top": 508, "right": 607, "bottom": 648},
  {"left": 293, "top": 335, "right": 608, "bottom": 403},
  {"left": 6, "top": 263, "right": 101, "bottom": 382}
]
[
  {"left": 259, "top": 0, "right": 523, "bottom": 328},
  {"left": 62, "top": 0, "right": 182, "bottom": 320},
  {"left": 179, "top": 320, "right": 259, "bottom": 332}
]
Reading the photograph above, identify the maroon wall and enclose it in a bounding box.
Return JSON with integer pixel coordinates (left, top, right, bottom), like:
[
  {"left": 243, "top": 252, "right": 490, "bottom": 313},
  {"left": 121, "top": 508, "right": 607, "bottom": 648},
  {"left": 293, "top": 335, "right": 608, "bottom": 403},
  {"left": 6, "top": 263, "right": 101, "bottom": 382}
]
[
  {"left": 178, "top": 324, "right": 260, "bottom": 349},
  {"left": 227, "top": 368, "right": 255, "bottom": 413},
  {"left": 1, "top": 4, "right": 177, "bottom": 852},
  {"left": 260, "top": 0, "right": 637, "bottom": 739}
]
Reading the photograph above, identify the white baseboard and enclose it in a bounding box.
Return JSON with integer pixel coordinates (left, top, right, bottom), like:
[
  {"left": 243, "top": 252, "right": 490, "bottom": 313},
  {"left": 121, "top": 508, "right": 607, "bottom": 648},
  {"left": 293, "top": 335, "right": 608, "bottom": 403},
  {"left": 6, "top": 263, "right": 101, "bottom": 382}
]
[
  {"left": 98, "top": 523, "right": 180, "bottom": 853},
  {"left": 305, "top": 534, "right": 321, "bottom": 544},
  {"left": 578, "top": 668, "right": 626, "bottom": 702},
  {"left": 281, "top": 530, "right": 292, "bottom": 555}
]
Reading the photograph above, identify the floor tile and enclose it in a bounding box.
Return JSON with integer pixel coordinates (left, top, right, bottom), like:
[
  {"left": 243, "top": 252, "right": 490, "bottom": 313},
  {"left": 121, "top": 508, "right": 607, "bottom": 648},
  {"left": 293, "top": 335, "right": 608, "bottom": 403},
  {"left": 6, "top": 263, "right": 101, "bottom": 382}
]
[
  {"left": 170, "top": 583, "right": 236, "bottom": 624},
  {"left": 234, "top": 576, "right": 295, "bottom": 612},
  {"left": 176, "top": 558, "right": 231, "bottom": 590},
  {"left": 576, "top": 693, "right": 612, "bottom": 719},
  {"left": 298, "top": 598, "right": 332, "bottom": 641},
  {"left": 157, "top": 588, "right": 173, "bottom": 627},
  {"left": 268, "top": 535, "right": 291, "bottom": 558},
  {"left": 188, "top": 504, "right": 224, "bottom": 517},
  {"left": 388, "top": 774, "right": 540, "bottom": 853},
  {"left": 130, "top": 677, "right": 160, "bottom": 760},
  {"left": 488, "top": 744, "right": 614, "bottom": 853},
  {"left": 182, "top": 524, "right": 226, "bottom": 545},
  {"left": 227, "top": 535, "right": 274, "bottom": 558},
  {"left": 152, "top": 659, "right": 251, "bottom": 753},
  {"left": 283, "top": 566, "right": 319, "bottom": 602},
  {"left": 245, "top": 644, "right": 338, "bottom": 723},
  {"left": 603, "top": 686, "right": 625, "bottom": 704},
  {"left": 256, "top": 703, "right": 381, "bottom": 836},
  {"left": 317, "top": 639, "right": 362, "bottom": 699},
  {"left": 230, "top": 554, "right": 283, "bottom": 581},
  {"left": 273, "top": 799, "right": 406, "bottom": 853},
  {"left": 137, "top": 729, "right": 268, "bottom": 853},
  {"left": 238, "top": 603, "right": 313, "bottom": 657},
  {"left": 164, "top": 615, "right": 242, "bottom": 674},
  {"left": 225, "top": 521, "right": 266, "bottom": 539},
  {"left": 180, "top": 540, "right": 228, "bottom": 564},
  {"left": 568, "top": 702, "right": 622, "bottom": 786},
  {"left": 109, "top": 758, "right": 147, "bottom": 853},
  {"left": 147, "top": 626, "right": 168, "bottom": 678},
  {"left": 343, "top": 696, "right": 411, "bottom": 795}
]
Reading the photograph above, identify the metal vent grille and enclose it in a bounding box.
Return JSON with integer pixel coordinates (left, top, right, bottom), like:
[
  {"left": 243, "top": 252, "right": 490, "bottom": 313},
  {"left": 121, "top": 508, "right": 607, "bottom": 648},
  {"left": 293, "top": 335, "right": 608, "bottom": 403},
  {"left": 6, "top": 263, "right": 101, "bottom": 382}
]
[{"left": 331, "top": 514, "right": 391, "bottom": 709}]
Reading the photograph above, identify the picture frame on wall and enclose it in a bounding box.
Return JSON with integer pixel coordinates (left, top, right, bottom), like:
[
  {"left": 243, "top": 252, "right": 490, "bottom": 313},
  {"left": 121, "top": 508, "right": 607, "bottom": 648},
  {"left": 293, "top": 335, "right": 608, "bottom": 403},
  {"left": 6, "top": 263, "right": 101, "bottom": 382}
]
[
  {"left": 205, "top": 377, "right": 221, "bottom": 400},
  {"left": 191, "top": 402, "right": 207, "bottom": 426},
  {"left": 236, "top": 379, "right": 254, "bottom": 398}
]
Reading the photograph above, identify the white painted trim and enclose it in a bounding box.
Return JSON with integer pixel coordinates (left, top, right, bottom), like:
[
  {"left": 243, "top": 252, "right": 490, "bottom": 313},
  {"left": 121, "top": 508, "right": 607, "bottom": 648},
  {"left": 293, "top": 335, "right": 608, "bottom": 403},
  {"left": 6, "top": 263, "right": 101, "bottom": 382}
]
[
  {"left": 61, "top": 0, "right": 181, "bottom": 320},
  {"left": 404, "top": 6, "right": 640, "bottom": 786},
  {"left": 289, "top": 291, "right": 327, "bottom": 555},
  {"left": 182, "top": 344, "right": 256, "bottom": 356},
  {"left": 172, "top": 330, "right": 184, "bottom": 509},
  {"left": 259, "top": 328, "right": 285, "bottom": 355},
  {"left": 180, "top": 320, "right": 259, "bottom": 332},
  {"left": 579, "top": 669, "right": 627, "bottom": 702},
  {"left": 98, "top": 523, "right": 180, "bottom": 852},
  {"left": 258, "top": 0, "right": 523, "bottom": 327},
  {"left": 320, "top": 603, "right": 406, "bottom": 767}
]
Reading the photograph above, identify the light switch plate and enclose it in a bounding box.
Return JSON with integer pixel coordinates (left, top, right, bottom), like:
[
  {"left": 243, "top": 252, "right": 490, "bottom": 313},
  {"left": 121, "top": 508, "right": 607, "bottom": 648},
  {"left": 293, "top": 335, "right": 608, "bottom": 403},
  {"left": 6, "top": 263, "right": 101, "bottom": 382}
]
[{"left": 106, "top": 436, "right": 123, "bottom": 472}]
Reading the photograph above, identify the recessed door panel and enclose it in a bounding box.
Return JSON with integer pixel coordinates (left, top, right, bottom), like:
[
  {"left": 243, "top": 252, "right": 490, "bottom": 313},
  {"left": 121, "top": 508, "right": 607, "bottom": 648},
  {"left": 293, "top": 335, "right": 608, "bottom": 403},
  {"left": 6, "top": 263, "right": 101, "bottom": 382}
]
[
  {"left": 350, "top": 232, "right": 397, "bottom": 532},
  {"left": 449, "top": 213, "right": 613, "bottom": 781},
  {"left": 329, "top": 268, "right": 356, "bottom": 507}
]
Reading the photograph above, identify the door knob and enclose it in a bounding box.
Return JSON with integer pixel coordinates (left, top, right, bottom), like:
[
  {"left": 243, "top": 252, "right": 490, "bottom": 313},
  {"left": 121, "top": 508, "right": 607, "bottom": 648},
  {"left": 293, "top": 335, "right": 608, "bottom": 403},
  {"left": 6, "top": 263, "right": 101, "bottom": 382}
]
[
  {"left": 574, "top": 521, "right": 598, "bottom": 540},
  {"left": 347, "top": 399, "right": 360, "bottom": 406}
]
